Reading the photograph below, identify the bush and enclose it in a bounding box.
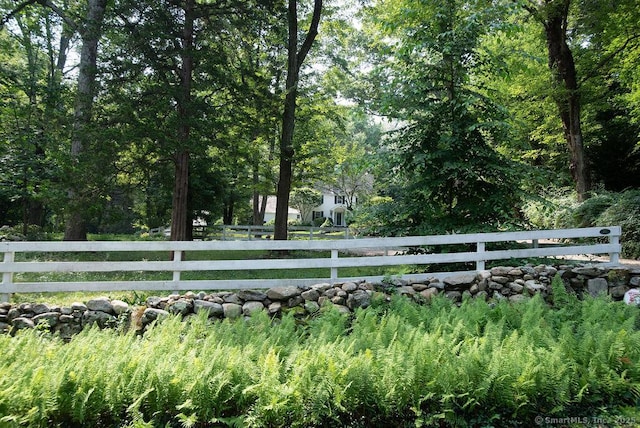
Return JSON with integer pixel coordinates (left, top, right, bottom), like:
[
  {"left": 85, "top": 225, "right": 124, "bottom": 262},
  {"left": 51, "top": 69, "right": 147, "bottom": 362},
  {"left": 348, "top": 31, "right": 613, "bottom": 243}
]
[
  {"left": 319, "top": 217, "right": 333, "bottom": 228},
  {"left": 597, "top": 190, "right": 640, "bottom": 259},
  {"left": 312, "top": 216, "right": 327, "bottom": 227},
  {"left": 0, "top": 224, "right": 47, "bottom": 241},
  {"left": 348, "top": 196, "right": 406, "bottom": 236},
  {"left": 523, "top": 189, "right": 640, "bottom": 259},
  {"left": 521, "top": 188, "right": 578, "bottom": 230}
]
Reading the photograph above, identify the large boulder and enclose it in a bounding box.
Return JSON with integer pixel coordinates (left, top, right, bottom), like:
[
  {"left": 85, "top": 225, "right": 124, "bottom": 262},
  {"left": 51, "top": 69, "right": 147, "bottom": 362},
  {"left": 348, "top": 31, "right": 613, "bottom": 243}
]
[
  {"left": 168, "top": 299, "right": 193, "bottom": 316},
  {"left": 141, "top": 308, "right": 170, "bottom": 325},
  {"left": 587, "top": 278, "right": 609, "bottom": 297},
  {"left": 346, "top": 290, "right": 371, "bottom": 310},
  {"left": 11, "top": 317, "right": 35, "bottom": 331},
  {"left": 70, "top": 302, "right": 88, "bottom": 312},
  {"left": 301, "top": 289, "right": 321, "bottom": 301},
  {"left": 524, "top": 280, "right": 546, "bottom": 295},
  {"left": 82, "top": 310, "right": 116, "bottom": 328},
  {"left": 222, "top": 303, "right": 243, "bottom": 319},
  {"left": 341, "top": 282, "right": 358, "bottom": 292},
  {"left": 33, "top": 312, "right": 60, "bottom": 328},
  {"left": 443, "top": 273, "right": 477, "bottom": 290},
  {"left": 31, "top": 303, "right": 53, "bottom": 315},
  {"left": 267, "top": 286, "right": 301, "bottom": 301},
  {"left": 419, "top": 288, "right": 439, "bottom": 301},
  {"left": 111, "top": 300, "right": 130, "bottom": 315},
  {"left": 193, "top": 300, "right": 223, "bottom": 317},
  {"left": 237, "top": 290, "right": 268, "bottom": 301},
  {"left": 242, "top": 301, "right": 265, "bottom": 316},
  {"left": 86, "top": 297, "right": 115, "bottom": 315}
]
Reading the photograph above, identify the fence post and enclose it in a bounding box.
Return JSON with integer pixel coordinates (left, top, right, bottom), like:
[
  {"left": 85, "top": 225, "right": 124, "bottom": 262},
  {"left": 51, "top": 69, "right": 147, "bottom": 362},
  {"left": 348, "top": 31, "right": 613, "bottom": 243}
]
[
  {"left": 222, "top": 225, "right": 227, "bottom": 241},
  {"left": 610, "top": 233, "right": 620, "bottom": 265},
  {"left": 330, "top": 249, "right": 338, "bottom": 283},
  {"left": 476, "top": 242, "right": 486, "bottom": 271},
  {"left": 172, "top": 250, "right": 182, "bottom": 294},
  {"left": 1, "top": 251, "right": 14, "bottom": 302}
]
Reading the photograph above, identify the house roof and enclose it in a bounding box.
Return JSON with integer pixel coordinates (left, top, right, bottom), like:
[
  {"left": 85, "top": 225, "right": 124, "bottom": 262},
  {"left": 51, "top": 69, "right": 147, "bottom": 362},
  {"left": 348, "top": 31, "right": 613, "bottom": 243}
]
[{"left": 259, "top": 196, "right": 300, "bottom": 215}]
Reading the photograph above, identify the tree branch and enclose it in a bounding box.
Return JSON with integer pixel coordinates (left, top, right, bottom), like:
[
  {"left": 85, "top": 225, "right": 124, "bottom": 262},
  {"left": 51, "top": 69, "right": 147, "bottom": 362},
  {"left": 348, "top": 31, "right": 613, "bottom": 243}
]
[
  {"left": 0, "top": 0, "right": 39, "bottom": 27},
  {"left": 580, "top": 33, "right": 640, "bottom": 85},
  {"left": 296, "top": 0, "right": 323, "bottom": 71},
  {"left": 519, "top": 0, "right": 543, "bottom": 24},
  {"left": 37, "top": 0, "right": 79, "bottom": 33}
]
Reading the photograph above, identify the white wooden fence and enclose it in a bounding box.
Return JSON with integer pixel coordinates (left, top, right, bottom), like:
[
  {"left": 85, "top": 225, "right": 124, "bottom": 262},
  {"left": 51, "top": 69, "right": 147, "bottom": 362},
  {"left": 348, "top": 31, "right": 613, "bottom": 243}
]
[{"left": 0, "top": 226, "right": 621, "bottom": 301}]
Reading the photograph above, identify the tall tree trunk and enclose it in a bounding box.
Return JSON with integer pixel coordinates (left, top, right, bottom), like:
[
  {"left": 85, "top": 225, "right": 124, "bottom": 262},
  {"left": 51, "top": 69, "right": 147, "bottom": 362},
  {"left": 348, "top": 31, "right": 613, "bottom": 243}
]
[
  {"left": 251, "top": 127, "right": 269, "bottom": 226},
  {"left": 274, "top": 83, "right": 297, "bottom": 239},
  {"left": 529, "top": 0, "right": 591, "bottom": 201},
  {"left": 15, "top": 15, "right": 46, "bottom": 231},
  {"left": 274, "top": 0, "right": 322, "bottom": 240},
  {"left": 252, "top": 173, "right": 261, "bottom": 225},
  {"left": 64, "top": 0, "right": 107, "bottom": 240},
  {"left": 170, "top": 0, "right": 195, "bottom": 241},
  {"left": 252, "top": 175, "right": 268, "bottom": 225},
  {"left": 170, "top": 150, "right": 190, "bottom": 240},
  {"left": 223, "top": 196, "right": 235, "bottom": 225}
]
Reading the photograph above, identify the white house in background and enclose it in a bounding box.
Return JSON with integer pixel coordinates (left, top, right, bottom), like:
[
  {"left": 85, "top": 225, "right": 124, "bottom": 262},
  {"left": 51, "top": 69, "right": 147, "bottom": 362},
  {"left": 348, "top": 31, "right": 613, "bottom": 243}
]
[
  {"left": 256, "top": 193, "right": 352, "bottom": 226},
  {"left": 310, "top": 192, "right": 352, "bottom": 227},
  {"left": 260, "top": 196, "right": 301, "bottom": 223}
]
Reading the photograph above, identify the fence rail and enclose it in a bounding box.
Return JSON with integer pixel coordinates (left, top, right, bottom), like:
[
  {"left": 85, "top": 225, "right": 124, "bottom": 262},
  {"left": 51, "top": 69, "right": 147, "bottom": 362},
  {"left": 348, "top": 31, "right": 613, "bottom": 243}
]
[{"left": 0, "top": 226, "right": 621, "bottom": 301}]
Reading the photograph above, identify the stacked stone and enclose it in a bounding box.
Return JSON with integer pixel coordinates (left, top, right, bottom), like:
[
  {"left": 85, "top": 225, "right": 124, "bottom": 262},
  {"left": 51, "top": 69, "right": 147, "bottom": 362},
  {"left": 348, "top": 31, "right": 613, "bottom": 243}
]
[
  {"left": 138, "top": 281, "right": 375, "bottom": 329},
  {"left": 0, "top": 302, "right": 11, "bottom": 333},
  {"left": 476, "top": 265, "right": 558, "bottom": 303},
  {"left": 563, "top": 266, "right": 640, "bottom": 300},
  {"left": 411, "top": 264, "right": 640, "bottom": 303},
  {"left": 1, "top": 297, "right": 130, "bottom": 338},
  {"left": 1, "top": 263, "right": 639, "bottom": 336}
]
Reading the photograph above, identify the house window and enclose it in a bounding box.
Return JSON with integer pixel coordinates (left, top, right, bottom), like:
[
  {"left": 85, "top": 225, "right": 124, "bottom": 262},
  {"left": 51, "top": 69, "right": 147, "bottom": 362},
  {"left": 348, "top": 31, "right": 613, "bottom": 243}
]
[
  {"left": 334, "top": 195, "right": 345, "bottom": 204},
  {"left": 312, "top": 211, "right": 324, "bottom": 220}
]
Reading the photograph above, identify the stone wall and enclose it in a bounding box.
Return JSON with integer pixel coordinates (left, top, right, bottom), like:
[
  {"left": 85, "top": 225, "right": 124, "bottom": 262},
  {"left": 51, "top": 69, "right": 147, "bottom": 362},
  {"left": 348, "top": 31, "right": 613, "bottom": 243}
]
[{"left": 1, "top": 263, "right": 639, "bottom": 338}]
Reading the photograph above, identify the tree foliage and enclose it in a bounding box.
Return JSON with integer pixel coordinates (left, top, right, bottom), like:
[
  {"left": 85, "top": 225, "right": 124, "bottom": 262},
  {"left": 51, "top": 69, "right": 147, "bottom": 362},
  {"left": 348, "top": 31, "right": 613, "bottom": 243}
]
[
  {"left": 0, "top": 0, "right": 639, "bottom": 239},
  {"left": 360, "top": 0, "right": 522, "bottom": 234}
]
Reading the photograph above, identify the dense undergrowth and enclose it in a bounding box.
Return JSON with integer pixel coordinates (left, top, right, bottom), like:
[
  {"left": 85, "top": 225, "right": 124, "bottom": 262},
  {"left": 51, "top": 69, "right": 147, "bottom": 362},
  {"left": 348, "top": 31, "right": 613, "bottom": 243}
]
[
  {"left": 1, "top": 277, "right": 640, "bottom": 427},
  {"left": 523, "top": 188, "right": 640, "bottom": 259}
]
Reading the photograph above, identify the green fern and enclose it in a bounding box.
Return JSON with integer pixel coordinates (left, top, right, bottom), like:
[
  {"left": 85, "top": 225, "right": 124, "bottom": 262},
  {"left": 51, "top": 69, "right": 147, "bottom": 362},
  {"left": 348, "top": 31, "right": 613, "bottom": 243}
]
[{"left": 1, "top": 292, "right": 640, "bottom": 426}]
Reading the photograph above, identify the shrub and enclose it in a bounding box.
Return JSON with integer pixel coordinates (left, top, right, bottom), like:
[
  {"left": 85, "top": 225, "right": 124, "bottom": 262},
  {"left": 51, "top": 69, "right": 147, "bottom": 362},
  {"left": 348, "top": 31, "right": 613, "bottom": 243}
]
[
  {"left": 523, "top": 189, "right": 640, "bottom": 259},
  {"left": 597, "top": 190, "right": 640, "bottom": 259},
  {"left": 0, "top": 224, "right": 47, "bottom": 241},
  {"left": 521, "top": 187, "right": 579, "bottom": 230},
  {"left": 319, "top": 217, "right": 333, "bottom": 228},
  {"left": 348, "top": 196, "right": 405, "bottom": 236}
]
